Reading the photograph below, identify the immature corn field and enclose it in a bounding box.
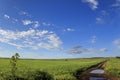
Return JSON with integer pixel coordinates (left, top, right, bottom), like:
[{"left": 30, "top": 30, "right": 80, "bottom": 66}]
[
  {"left": 105, "top": 58, "right": 120, "bottom": 78},
  {"left": 0, "top": 58, "right": 104, "bottom": 80}
]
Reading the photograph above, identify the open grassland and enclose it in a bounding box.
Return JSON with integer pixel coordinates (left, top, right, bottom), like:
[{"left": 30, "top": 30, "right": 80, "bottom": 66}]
[
  {"left": 105, "top": 58, "right": 120, "bottom": 78},
  {"left": 0, "top": 58, "right": 105, "bottom": 80}
]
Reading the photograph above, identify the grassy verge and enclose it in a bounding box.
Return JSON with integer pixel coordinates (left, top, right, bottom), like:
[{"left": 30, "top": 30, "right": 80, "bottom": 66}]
[{"left": 105, "top": 58, "right": 120, "bottom": 78}]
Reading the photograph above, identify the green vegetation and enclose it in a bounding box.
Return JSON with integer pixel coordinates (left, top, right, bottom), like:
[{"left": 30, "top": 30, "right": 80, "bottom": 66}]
[
  {"left": 0, "top": 57, "right": 105, "bottom": 80},
  {"left": 10, "top": 53, "right": 20, "bottom": 80},
  {"left": 1, "top": 56, "right": 120, "bottom": 80},
  {"left": 105, "top": 58, "right": 120, "bottom": 77}
]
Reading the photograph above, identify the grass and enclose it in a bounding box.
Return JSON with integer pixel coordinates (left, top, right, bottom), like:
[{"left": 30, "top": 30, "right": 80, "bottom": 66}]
[
  {"left": 105, "top": 58, "right": 120, "bottom": 78},
  {"left": 0, "top": 57, "right": 120, "bottom": 79},
  {"left": 0, "top": 58, "right": 105, "bottom": 80}
]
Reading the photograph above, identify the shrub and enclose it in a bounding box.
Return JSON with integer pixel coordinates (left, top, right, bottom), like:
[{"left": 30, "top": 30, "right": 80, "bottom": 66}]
[{"left": 32, "top": 70, "right": 53, "bottom": 80}]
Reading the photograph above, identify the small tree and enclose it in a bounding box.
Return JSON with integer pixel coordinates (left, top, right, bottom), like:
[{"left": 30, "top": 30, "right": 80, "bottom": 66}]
[{"left": 10, "top": 53, "right": 20, "bottom": 79}]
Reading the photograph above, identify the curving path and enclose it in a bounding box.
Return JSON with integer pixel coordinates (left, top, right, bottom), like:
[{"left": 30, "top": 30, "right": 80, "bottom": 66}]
[{"left": 77, "top": 60, "right": 120, "bottom": 80}]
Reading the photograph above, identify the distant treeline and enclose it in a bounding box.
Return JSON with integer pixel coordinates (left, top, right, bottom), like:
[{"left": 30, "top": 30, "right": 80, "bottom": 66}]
[{"left": 116, "top": 56, "right": 120, "bottom": 59}]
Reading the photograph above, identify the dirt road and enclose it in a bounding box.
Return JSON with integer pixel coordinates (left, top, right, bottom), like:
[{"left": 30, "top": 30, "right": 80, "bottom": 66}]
[{"left": 77, "top": 60, "right": 120, "bottom": 80}]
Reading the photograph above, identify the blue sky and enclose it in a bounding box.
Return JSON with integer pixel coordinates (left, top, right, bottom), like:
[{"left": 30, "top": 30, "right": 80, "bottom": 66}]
[{"left": 0, "top": 0, "right": 120, "bottom": 59}]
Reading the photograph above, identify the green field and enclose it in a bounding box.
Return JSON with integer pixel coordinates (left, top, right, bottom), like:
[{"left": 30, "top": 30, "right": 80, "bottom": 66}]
[
  {"left": 0, "top": 58, "right": 119, "bottom": 80},
  {"left": 105, "top": 58, "right": 120, "bottom": 77},
  {"left": 0, "top": 58, "right": 105, "bottom": 80}
]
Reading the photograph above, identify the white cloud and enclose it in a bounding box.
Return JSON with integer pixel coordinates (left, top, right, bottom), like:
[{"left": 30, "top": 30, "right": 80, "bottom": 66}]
[
  {"left": 19, "top": 11, "right": 31, "bottom": 17},
  {"left": 20, "top": 11, "right": 28, "bottom": 15},
  {"left": 82, "top": 0, "right": 98, "bottom": 10},
  {"left": 112, "top": 0, "right": 120, "bottom": 7},
  {"left": 67, "top": 45, "right": 107, "bottom": 54},
  {"left": 96, "top": 10, "right": 109, "bottom": 24},
  {"left": 113, "top": 39, "right": 120, "bottom": 49},
  {"left": 4, "top": 14, "right": 10, "bottom": 19},
  {"left": 22, "top": 20, "right": 33, "bottom": 25},
  {"left": 12, "top": 18, "right": 18, "bottom": 22},
  {"left": 34, "top": 21, "right": 40, "bottom": 28},
  {"left": 96, "top": 17, "right": 104, "bottom": 24},
  {"left": 0, "top": 29, "right": 62, "bottom": 50},
  {"left": 114, "top": 39, "right": 120, "bottom": 45},
  {"left": 67, "top": 28, "right": 75, "bottom": 32},
  {"left": 101, "top": 10, "right": 109, "bottom": 16},
  {"left": 4, "top": 14, "right": 18, "bottom": 23},
  {"left": 64, "top": 28, "right": 75, "bottom": 32},
  {"left": 42, "top": 22, "right": 53, "bottom": 27},
  {"left": 91, "top": 36, "right": 96, "bottom": 43},
  {"left": 99, "top": 48, "right": 107, "bottom": 52},
  {"left": 22, "top": 20, "right": 40, "bottom": 28}
]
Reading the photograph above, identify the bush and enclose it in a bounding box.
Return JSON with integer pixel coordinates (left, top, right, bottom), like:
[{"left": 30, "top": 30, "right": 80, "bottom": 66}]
[{"left": 32, "top": 70, "right": 53, "bottom": 80}]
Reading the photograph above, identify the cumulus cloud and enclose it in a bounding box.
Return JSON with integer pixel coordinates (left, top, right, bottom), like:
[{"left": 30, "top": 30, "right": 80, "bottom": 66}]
[
  {"left": 22, "top": 20, "right": 33, "bottom": 25},
  {"left": 0, "top": 29, "right": 62, "bottom": 50},
  {"left": 91, "top": 36, "right": 97, "bottom": 43},
  {"left": 113, "top": 39, "right": 120, "bottom": 49},
  {"left": 34, "top": 21, "right": 40, "bottom": 28},
  {"left": 66, "top": 45, "right": 107, "bottom": 54},
  {"left": 22, "top": 20, "right": 40, "bottom": 28},
  {"left": 82, "top": 0, "right": 98, "bottom": 10},
  {"left": 4, "top": 14, "right": 10, "bottom": 19}
]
